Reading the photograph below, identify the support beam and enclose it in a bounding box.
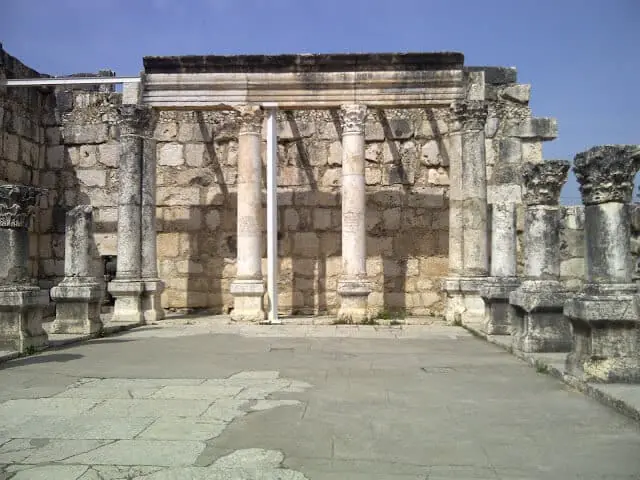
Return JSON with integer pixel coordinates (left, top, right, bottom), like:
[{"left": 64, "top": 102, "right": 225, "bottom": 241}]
[{"left": 264, "top": 104, "right": 280, "bottom": 324}]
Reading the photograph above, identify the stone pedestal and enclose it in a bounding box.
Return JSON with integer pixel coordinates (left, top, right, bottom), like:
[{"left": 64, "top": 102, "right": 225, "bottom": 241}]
[
  {"left": 230, "top": 105, "right": 266, "bottom": 322},
  {"left": 51, "top": 206, "right": 103, "bottom": 334},
  {"left": 337, "top": 104, "right": 371, "bottom": 322},
  {"left": 510, "top": 160, "right": 571, "bottom": 352},
  {"left": 0, "top": 185, "right": 49, "bottom": 353},
  {"left": 444, "top": 100, "right": 489, "bottom": 324},
  {"left": 108, "top": 279, "right": 145, "bottom": 324},
  {"left": 480, "top": 202, "right": 519, "bottom": 334},
  {"left": 564, "top": 145, "right": 640, "bottom": 383}
]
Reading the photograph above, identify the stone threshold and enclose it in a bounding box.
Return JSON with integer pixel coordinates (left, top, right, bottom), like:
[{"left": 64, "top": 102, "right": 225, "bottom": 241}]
[
  {"left": 0, "top": 318, "right": 141, "bottom": 365},
  {"left": 463, "top": 321, "right": 640, "bottom": 424}
]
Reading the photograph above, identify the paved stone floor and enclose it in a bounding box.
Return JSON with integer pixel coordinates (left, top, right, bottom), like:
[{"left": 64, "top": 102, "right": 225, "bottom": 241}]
[{"left": 1, "top": 320, "right": 639, "bottom": 479}]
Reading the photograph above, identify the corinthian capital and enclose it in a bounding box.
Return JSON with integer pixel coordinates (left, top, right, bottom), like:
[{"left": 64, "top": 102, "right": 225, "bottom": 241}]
[
  {"left": 236, "top": 104, "right": 263, "bottom": 135},
  {"left": 521, "top": 160, "right": 570, "bottom": 206},
  {"left": 340, "top": 104, "right": 368, "bottom": 135},
  {"left": 0, "top": 185, "right": 45, "bottom": 229},
  {"left": 450, "top": 100, "right": 488, "bottom": 131},
  {"left": 118, "top": 104, "right": 155, "bottom": 136},
  {"left": 574, "top": 145, "right": 640, "bottom": 205}
]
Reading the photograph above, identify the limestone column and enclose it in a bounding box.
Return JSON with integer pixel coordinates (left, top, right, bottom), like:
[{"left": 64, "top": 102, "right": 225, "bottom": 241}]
[
  {"left": 337, "top": 104, "right": 371, "bottom": 322},
  {"left": 0, "top": 185, "right": 49, "bottom": 353},
  {"left": 565, "top": 145, "right": 640, "bottom": 383},
  {"left": 443, "top": 100, "right": 489, "bottom": 324},
  {"left": 479, "top": 202, "right": 519, "bottom": 334},
  {"left": 51, "top": 206, "right": 103, "bottom": 334},
  {"left": 108, "top": 105, "right": 151, "bottom": 325},
  {"left": 140, "top": 122, "right": 165, "bottom": 323},
  {"left": 510, "top": 160, "right": 571, "bottom": 352},
  {"left": 230, "top": 104, "right": 265, "bottom": 322}
]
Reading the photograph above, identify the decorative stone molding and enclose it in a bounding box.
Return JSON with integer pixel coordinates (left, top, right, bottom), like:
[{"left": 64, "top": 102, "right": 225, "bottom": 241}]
[
  {"left": 236, "top": 104, "right": 263, "bottom": 135},
  {"left": 0, "top": 185, "right": 43, "bottom": 229},
  {"left": 450, "top": 100, "right": 487, "bottom": 131},
  {"left": 573, "top": 145, "right": 640, "bottom": 205},
  {"left": 118, "top": 104, "right": 155, "bottom": 137},
  {"left": 340, "top": 104, "right": 367, "bottom": 135},
  {"left": 521, "top": 160, "right": 570, "bottom": 206}
]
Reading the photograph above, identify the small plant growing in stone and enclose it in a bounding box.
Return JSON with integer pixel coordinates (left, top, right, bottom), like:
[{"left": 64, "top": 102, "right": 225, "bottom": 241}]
[{"left": 535, "top": 362, "right": 549, "bottom": 374}]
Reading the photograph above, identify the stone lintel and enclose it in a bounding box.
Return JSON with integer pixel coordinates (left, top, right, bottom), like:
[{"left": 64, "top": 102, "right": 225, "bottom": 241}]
[
  {"left": 506, "top": 117, "right": 557, "bottom": 140},
  {"left": 465, "top": 66, "right": 517, "bottom": 85},
  {"left": 144, "top": 52, "right": 464, "bottom": 74}
]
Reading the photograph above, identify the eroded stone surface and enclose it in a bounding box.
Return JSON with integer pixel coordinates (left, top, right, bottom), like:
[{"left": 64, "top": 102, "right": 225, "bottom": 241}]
[{"left": 0, "top": 371, "right": 311, "bottom": 477}]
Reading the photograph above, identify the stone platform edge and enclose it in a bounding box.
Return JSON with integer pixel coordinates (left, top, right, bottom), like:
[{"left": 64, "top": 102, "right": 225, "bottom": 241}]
[
  {"left": 0, "top": 320, "right": 141, "bottom": 365},
  {"left": 462, "top": 322, "right": 640, "bottom": 424}
]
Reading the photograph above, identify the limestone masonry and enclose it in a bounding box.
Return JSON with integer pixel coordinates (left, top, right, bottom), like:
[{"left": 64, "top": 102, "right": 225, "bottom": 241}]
[{"left": 2, "top": 45, "right": 640, "bottom": 382}]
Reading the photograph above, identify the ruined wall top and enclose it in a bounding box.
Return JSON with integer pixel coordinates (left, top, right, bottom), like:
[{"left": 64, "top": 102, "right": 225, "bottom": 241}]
[{"left": 143, "top": 52, "right": 465, "bottom": 74}]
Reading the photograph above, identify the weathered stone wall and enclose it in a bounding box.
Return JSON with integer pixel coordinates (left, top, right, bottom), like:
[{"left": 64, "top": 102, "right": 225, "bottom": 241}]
[
  {"left": 0, "top": 45, "right": 56, "bottom": 290},
  {"left": 3, "top": 49, "right": 564, "bottom": 318}
]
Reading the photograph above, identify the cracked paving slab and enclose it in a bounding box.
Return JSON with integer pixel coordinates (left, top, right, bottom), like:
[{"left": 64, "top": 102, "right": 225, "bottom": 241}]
[{"left": 0, "top": 371, "right": 311, "bottom": 478}]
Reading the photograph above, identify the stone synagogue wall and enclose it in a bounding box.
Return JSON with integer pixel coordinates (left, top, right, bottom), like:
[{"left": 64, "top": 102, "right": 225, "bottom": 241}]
[{"left": 1, "top": 44, "right": 604, "bottom": 318}]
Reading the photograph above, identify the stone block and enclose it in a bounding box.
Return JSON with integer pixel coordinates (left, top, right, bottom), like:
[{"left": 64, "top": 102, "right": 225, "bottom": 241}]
[
  {"left": 155, "top": 122, "right": 178, "bottom": 141},
  {"left": 420, "top": 257, "right": 449, "bottom": 276},
  {"left": 365, "top": 121, "right": 385, "bottom": 141},
  {"left": 2, "top": 133, "right": 19, "bottom": 162},
  {"left": 484, "top": 116, "right": 499, "bottom": 138},
  {"left": 157, "top": 233, "right": 181, "bottom": 258},
  {"left": 328, "top": 141, "right": 342, "bottom": 166},
  {"left": 157, "top": 143, "right": 184, "bottom": 166},
  {"left": 62, "top": 124, "right": 109, "bottom": 144},
  {"left": 313, "top": 209, "right": 332, "bottom": 230},
  {"left": 163, "top": 207, "right": 202, "bottom": 231},
  {"left": 320, "top": 168, "right": 341, "bottom": 188},
  {"left": 365, "top": 167, "right": 382, "bottom": 185},
  {"left": 365, "top": 143, "right": 381, "bottom": 163},
  {"left": 185, "top": 143, "right": 208, "bottom": 167},
  {"left": 382, "top": 207, "right": 401, "bottom": 230},
  {"left": 46, "top": 127, "right": 62, "bottom": 145},
  {"left": 560, "top": 258, "right": 585, "bottom": 279},
  {"left": 488, "top": 184, "right": 522, "bottom": 204},
  {"left": 416, "top": 117, "right": 449, "bottom": 138},
  {"left": 467, "top": 66, "right": 517, "bottom": 85},
  {"left": 46, "top": 145, "right": 65, "bottom": 169},
  {"left": 421, "top": 140, "right": 442, "bottom": 166},
  {"left": 427, "top": 168, "right": 450, "bottom": 186},
  {"left": 499, "top": 138, "right": 522, "bottom": 163},
  {"left": 98, "top": 143, "right": 119, "bottom": 167},
  {"left": 76, "top": 169, "right": 107, "bottom": 188},
  {"left": 283, "top": 208, "right": 299, "bottom": 230},
  {"left": 205, "top": 210, "right": 221, "bottom": 230},
  {"left": 507, "top": 117, "right": 558, "bottom": 140},
  {"left": 0, "top": 287, "right": 50, "bottom": 353},
  {"left": 293, "top": 232, "right": 320, "bottom": 257},
  {"left": 277, "top": 118, "right": 315, "bottom": 139},
  {"left": 176, "top": 260, "right": 204, "bottom": 275},
  {"left": 157, "top": 187, "right": 200, "bottom": 206},
  {"left": 386, "top": 118, "right": 413, "bottom": 139},
  {"left": 77, "top": 145, "right": 99, "bottom": 167},
  {"left": 500, "top": 84, "right": 531, "bottom": 104}
]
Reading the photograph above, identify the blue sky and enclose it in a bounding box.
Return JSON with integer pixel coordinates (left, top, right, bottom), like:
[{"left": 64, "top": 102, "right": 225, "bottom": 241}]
[{"left": 3, "top": 0, "right": 638, "bottom": 203}]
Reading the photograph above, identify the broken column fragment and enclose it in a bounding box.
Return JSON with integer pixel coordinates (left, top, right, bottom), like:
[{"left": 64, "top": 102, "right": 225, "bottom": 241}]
[
  {"left": 510, "top": 160, "right": 572, "bottom": 352},
  {"left": 0, "top": 185, "right": 49, "bottom": 353},
  {"left": 50, "top": 205, "right": 103, "bottom": 334},
  {"left": 564, "top": 145, "right": 640, "bottom": 383},
  {"left": 480, "top": 202, "right": 519, "bottom": 334}
]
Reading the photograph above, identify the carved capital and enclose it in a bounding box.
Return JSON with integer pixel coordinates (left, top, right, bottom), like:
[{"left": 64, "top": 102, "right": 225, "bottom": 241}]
[
  {"left": 340, "top": 104, "right": 368, "bottom": 135},
  {"left": 450, "top": 100, "right": 487, "bottom": 131},
  {"left": 0, "top": 185, "right": 45, "bottom": 229},
  {"left": 521, "top": 160, "right": 570, "bottom": 206},
  {"left": 574, "top": 145, "right": 640, "bottom": 205},
  {"left": 236, "top": 104, "right": 263, "bottom": 135},
  {"left": 118, "top": 104, "right": 156, "bottom": 136}
]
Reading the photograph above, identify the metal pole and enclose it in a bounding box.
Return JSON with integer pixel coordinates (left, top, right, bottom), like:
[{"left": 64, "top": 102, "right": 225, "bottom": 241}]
[{"left": 264, "top": 104, "right": 281, "bottom": 324}]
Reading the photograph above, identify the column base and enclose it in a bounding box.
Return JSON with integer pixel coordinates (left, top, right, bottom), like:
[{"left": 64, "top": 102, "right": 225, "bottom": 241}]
[
  {"left": 443, "top": 277, "right": 487, "bottom": 325},
  {"left": 337, "top": 279, "right": 372, "bottom": 323},
  {"left": 509, "top": 280, "right": 572, "bottom": 353},
  {"left": 107, "top": 279, "right": 145, "bottom": 325},
  {"left": 50, "top": 280, "right": 104, "bottom": 335},
  {"left": 564, "top": 283, "right": 640, "bottom": 383},
  {"left": 230, "top": 279, "right": 265, "bottom": 322},
  {"left": 142, "top": 279, "right": 165, "bottom": 323},
  {"left": 479, "top": 277, "right": 520, "bottom": 335},
  {"left": 0, "top": 286, "right": 50, "bottom": 353}
]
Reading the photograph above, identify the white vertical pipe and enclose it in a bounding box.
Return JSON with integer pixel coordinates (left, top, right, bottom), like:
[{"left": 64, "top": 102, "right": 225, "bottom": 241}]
[{"left": 265, "top": 105, "right": 280, "bottom": 324}]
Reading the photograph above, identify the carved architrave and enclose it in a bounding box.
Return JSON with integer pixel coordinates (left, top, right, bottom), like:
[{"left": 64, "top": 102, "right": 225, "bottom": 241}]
[
  {"left": 0, "top": 185, "right": 44, "bottom": 229},
  {"left": 521, "top": 160, "right": 570, "bottom": 206},
  {"left": 118, "top": 104, "right": 156, "bottom": 137},
  {"left": 236, "top": 104, "right": 263, "bottom": 135},
  {"left": 450, "top": 100, "right": 487, "bottom": 131},
  {"left": 340, "top": 104, "right": 368, "bottom": 135},
  {"left": 574, "top": 145, "right": 640, "bottom": 205}
]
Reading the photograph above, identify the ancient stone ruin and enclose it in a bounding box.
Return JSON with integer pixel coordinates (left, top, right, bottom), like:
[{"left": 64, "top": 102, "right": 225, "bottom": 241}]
[{"left": 1, "top": 44, "right": 639, "bottom": 383}]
